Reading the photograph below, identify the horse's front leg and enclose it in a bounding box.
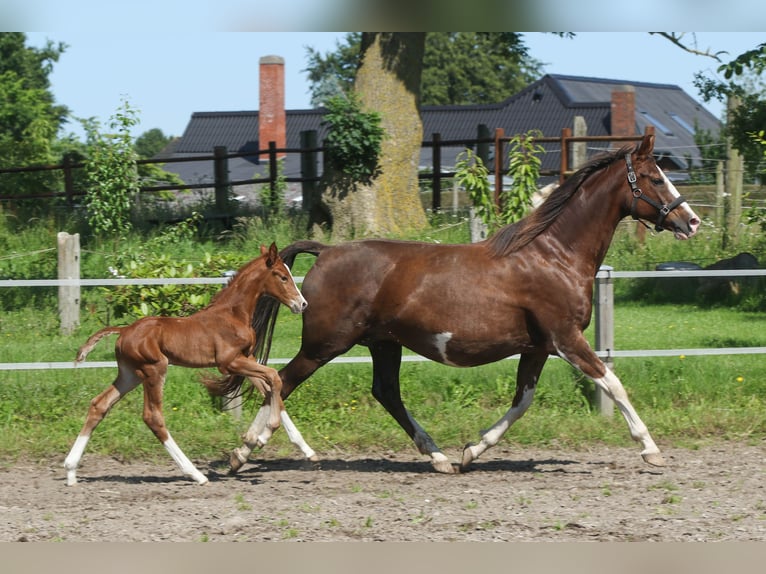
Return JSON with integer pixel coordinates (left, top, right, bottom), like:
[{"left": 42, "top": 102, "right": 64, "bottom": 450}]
[
  {"left": 461, "top": 352, "right": 547, "bottom": 470},
  {"left": 556, "top": 334, "right": 664, "bottom": 467},
  {"left": 369, "top": 341, "right": 458, "bottom": 474}
]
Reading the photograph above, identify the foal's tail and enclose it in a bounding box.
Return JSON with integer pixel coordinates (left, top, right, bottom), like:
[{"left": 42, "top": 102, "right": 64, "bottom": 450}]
[
  {"left": 75, "top": 327, "right": 122, "bottom": 363},
  {"left": 202, "top": 240, "right": 327, "bottom": 399}
]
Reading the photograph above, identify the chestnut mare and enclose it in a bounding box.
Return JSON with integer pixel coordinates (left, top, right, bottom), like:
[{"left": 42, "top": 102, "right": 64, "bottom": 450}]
[
  {"left": 221, "top": 134, "right": 701, "bottom": 474},
  {"left": 64, "top": 243, "right": 310, "bottom": 485}
]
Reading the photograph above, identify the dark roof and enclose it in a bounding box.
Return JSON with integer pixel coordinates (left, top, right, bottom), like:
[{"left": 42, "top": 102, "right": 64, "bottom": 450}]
[{"left": 161, "top": 74, "right": 721, "bottom": 186}]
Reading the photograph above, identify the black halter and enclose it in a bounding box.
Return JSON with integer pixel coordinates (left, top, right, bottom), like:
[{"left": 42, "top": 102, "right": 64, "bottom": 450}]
[{"left": 625, "top": 153, "right": 687, "bottom": 232}]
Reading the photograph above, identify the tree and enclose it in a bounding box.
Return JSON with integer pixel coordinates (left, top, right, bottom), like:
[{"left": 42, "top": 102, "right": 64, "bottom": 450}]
[
  {"left": 0, "top": 33, "right": 68, "bottom": 198},
  {"left": 134, "top": 128, "right": 172, "bottom": 159},
  {"left": 306, "top": 32, "right": 542, "bottom": 107},
  {"left": 308, "top": 32, "right": 540, "bottom": 237},
  {"left": 420, "top": 33, "right": 541, "bottom": 105},
  {"left": 82, "top": 100, "right": 140, "bottom": 238},
  {"left": 694, "top": 41, "right": 766, "bottom": 180},
  {"left": 317, "top": 32, "right": 427, "bottom": 237}
]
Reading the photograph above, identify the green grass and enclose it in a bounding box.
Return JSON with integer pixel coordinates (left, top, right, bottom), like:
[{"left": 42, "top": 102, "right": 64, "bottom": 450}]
[
  {"left": 0, "top": 299, "right": 764, "bottom": 463},
  {"left": 1, "top": 213, "right": 765, "bottom": 465}
]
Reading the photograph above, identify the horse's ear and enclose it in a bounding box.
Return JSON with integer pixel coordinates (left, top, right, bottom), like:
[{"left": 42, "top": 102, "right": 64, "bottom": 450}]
[
  {"left": 267, "top": 242, "right": 279, "bottom": 268},
  {"left": 260, "top": 244, "right": 273, "bottom": 268},
  {"left": 637, "top": 133, "right": 655, "bottom": 156}
]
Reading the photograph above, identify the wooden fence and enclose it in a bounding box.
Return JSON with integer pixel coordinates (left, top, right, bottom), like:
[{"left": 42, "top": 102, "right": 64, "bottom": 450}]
[{"left": 0, "top": 127, "right": 652, "bottom": 214}]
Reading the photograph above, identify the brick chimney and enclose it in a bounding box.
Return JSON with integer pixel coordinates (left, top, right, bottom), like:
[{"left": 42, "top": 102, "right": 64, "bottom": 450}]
[
  {"left": 259, "top": 55, "right": 286, "bottom": 159},
  {"left": 610, "top": 85, "right": 636, "bottom": 140}
]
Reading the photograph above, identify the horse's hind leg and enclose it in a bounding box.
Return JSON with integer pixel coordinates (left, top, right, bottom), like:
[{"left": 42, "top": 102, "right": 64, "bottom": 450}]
[
  {"left": 64, "top": 367, "right": 141, "bottom": 486},
  {"left": 370, "top": 341, "right": 457, "bottom": 474},
  {"left": 461, "top": 352, "right": 547, "bottom": 470},
  {"left": 140, "top": 365, "right": 209, "bottom": 484}
]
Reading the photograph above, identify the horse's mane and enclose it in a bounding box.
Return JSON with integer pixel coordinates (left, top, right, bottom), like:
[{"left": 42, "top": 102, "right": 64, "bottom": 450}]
[{"left": 486, "top": 142, "right": 635, "bottom": 258}]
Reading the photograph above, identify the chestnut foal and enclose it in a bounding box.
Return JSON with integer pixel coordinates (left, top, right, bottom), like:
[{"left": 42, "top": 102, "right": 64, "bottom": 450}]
[{"left": 64, "top": 243, "right": 307, "bottom": 485}]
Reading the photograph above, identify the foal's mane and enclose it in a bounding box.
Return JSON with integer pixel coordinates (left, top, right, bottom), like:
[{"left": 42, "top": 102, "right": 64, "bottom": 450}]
[
  {"left": 207, "top": 254, "right": 266, "bottom": 306},
  {"left": 486, "top": 142, "right": 636, "bottom": 258}
]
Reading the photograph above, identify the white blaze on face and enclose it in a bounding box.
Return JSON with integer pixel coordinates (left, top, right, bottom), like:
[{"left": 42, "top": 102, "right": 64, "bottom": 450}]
[
  {"left": 659, "top": 167, "right": 700, "bottom": 239},
  {"left": 284, "top": 263, "right": 308, "bottom": 313}
]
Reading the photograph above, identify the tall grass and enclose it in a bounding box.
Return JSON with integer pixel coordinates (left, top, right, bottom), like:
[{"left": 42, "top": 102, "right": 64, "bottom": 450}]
[{"left": 0, "top": 212, "right": 765, "bottom": 465}]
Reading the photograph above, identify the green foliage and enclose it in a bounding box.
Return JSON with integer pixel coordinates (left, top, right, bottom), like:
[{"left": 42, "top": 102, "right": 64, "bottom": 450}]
[
  {"left": 694, "top": 41, "right": 766, "bottom": 181},
  {"left": 82, "top": 100, "right": 140, "bottom": 238},
  {"left": 305, "top": 32, "right": 543, "bottom": 107},
  {"left": 322, "top": 93, "right": 384, "bottom": 184},
  {"left": 104, "top": 213, "right": 246, "bottom": 319},
  {"left": 421, "top": 33, "right": 542, "bottom": 105},
  {"left": 454, "top": 149, "right": 493, "bottom": 223},
  {"left": 258, "top": 158, "right": 287, "bottom": 218},
  {"left": 0, "top": 33, "right": 68, "bottom": 199},
  {"left": 504, "top": 131, "right": 544, "bottom": 223},
  {"left": 456, "top": 130, "right": 544, "bottom": 231},
  {"left": 745, "top": 130, "right": 766, "bottom": 232}
]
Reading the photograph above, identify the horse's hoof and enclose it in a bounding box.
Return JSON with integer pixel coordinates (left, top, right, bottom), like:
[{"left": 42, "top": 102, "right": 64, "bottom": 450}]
[
  {"left": 460, "top": 443, "right": 478, "bottom": 469},
  {"left": 229, "top": 451, "right": 246, "bottom": 473},
  {"left": 308, "top": 454, "right": 320, "bottom": 462},
  {"left": 431, "top": 459, "right": 460, "bottom": 474},
  {"left": 642, "top": 451, "right": 666, "bottom": 467}
]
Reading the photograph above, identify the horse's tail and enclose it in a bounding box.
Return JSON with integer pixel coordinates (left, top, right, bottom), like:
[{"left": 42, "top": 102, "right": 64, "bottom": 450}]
[
  {"left": 201, "top": 240, "right": 328, "bottom": 399},
  {"left": 75, "top": 327, "right": 122, "bottom": 363}
]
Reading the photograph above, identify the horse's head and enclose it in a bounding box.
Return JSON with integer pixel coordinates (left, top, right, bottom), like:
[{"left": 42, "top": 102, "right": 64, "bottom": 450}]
[
  {"left": 624, "top": 134, "right": 700, "bottom": 240},
  {"left": 261, "top": 242, "right": 308, "bottom": 314}
]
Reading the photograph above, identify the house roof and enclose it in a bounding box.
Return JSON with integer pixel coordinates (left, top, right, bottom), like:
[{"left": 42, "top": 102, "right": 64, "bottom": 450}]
[{"left": 160, "top": 74, "right": 721, "bottom": 187}]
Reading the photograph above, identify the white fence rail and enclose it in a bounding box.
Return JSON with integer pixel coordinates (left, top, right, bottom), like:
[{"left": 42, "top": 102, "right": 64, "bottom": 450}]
[{"left": 3, "top": 265, "right": 766, "bottom": 416}]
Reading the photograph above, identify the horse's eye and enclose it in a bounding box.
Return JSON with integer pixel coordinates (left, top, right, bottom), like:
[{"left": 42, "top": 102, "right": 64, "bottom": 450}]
[{"left": 651, "top": 177, "right": 664, "bottom": 186}]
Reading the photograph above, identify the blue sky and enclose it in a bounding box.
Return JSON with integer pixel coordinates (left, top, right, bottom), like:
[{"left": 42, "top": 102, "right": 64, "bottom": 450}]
[{"left": 19, "top": 29, "right": 766, "bottom": 140}]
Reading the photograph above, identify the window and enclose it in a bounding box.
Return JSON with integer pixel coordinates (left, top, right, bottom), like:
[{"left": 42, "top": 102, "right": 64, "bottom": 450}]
[
  {"left": 669, "top": 113, "right": 696, "bottom": 134},
  {"left": 639, "top": 110, "right": 674, "bottom": 136}
]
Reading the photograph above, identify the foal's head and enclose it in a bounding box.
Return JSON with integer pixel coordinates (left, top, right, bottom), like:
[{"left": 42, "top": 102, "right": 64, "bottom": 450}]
[
  {"left": 261, "top": 242, "right": 307, "bottom": 314},
  {"left": 622, "top": 134, "right": 700, "bottom": 240}
]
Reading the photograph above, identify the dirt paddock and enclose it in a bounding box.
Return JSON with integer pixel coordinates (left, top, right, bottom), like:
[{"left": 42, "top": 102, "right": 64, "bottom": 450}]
[{"left": 2, "top": 441, "right": 765, "bottom": 542}]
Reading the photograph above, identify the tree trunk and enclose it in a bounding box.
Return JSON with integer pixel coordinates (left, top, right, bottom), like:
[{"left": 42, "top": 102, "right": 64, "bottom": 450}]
[{"left": 321, "top": 32, "right": 428, "bottom": 238}]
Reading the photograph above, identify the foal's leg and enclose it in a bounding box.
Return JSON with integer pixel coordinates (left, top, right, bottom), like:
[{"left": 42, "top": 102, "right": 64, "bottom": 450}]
[
  {"left": 555, "top": 333, "right": 665, "bottom": 466},
  {"left": 230, "top": 406, "right": 318, "bottom": 472},
  {"left": 140, "top": 364, "right": 209, "bottom": 484},
  {"left": 461, "top": 352, "right": 548, "bottom": 469},
  {"left": 229, "top": 352, "right": 323, "bottom": 473},
  {"left": 370, "top": 341, "right": 457, "bottom": 474},
  {"left": 64, "top": 365, "right": 141, "bottom": 486}
]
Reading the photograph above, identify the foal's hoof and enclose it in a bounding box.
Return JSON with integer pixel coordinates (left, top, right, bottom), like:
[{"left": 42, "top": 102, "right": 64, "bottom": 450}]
[{"left": 641, "top": 451, "right": 666, "bottom": 467}]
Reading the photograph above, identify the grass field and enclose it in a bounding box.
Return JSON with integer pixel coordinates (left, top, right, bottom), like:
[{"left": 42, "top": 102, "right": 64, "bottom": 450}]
[{"left": 0, "top": 296, "right": 764, "bottom": 464}]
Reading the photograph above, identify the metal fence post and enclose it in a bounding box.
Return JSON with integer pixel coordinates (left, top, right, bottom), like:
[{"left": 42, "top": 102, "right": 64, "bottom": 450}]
[{"left": 594, "top": 265, "right": 615, "bottom": 416}]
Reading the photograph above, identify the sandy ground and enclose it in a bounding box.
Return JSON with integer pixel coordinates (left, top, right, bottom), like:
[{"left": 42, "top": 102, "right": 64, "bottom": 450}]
[{"left": 2, "top": 441, "right": 765, "bottom": 542}]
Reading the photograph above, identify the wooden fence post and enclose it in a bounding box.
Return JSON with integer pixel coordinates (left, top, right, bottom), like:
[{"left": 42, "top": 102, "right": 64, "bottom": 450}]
[
  {"left": 594, "top": 265, "right": 615, "bottom": 416},
  {"left": 213, "top": 146, "right": 230, "bottom": 214},
  {"left": 300, "top": 130, "right": 318, "bottom": 213},
  {"left": 431, "top": 133, "right": 441, "bottom": 213},
  {"left": 57, "top": 232, "right": 80, "bottom": 335},
  {"left": 477, "top": 124, "right": 490, "bottom": 166},
  {"left": 493, "top": 127, "right": 505, "bottom": 206}
]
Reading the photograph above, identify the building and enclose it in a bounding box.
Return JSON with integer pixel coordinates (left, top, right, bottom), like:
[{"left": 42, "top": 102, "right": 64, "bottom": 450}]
[{"left": 158, "top": 57, "right": 721, "bottom": 206}]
